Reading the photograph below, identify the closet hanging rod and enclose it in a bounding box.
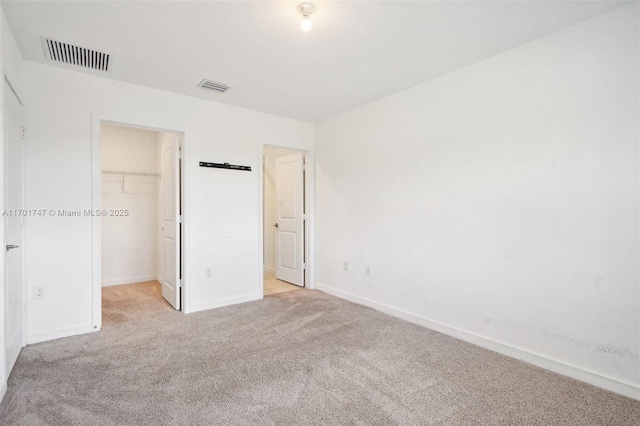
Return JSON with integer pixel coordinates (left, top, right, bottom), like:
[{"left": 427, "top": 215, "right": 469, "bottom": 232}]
[{"left": 101, "top": 170, "right": 160, "bottom": 177}]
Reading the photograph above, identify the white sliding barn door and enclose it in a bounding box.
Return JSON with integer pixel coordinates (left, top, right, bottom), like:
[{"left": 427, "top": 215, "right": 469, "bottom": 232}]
[
  {"left": 274, "top": 152, "right": 304, "bottom": 286},
  {"left": 4, "top": 82, "right": 24, "bottom": 375},
  {"left": 159, "top": 136, "right": 181, "bottom": 309}
]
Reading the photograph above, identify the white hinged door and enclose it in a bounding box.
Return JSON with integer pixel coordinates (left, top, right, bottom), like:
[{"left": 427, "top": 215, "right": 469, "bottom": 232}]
[
  {"left": 160, "top": 135, "right": 181, "bottom": 309},
  {"left": 274, "top": 153, "right": 304, "bottom": 286}
]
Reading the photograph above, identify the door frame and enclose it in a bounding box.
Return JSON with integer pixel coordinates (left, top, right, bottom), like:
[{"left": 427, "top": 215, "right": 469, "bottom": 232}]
[
  {"left": 2, "top": 77, "right": 26, "bottom": 378},
  {"left": 259, "top": 142, "right": 315, "bottom": 293},
  {"left": 90, "top": 116, "right": 187, "bottom": 331}
]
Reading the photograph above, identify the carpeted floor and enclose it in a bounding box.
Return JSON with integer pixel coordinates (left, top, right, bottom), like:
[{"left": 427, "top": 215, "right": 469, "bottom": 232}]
[{"left": 0, "top": 282, "right": 638, "bottom": 425}]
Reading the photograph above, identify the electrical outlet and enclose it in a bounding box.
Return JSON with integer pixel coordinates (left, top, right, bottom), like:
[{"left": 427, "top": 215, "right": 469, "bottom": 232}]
[
  {"left": 205, "top": 268, "right": 212, "bottom": 278},
  {"left": 34, "top": 287, "right": 45, "bottom": 299},
  {"left": 343, "top": 261, "right": 349, "bottom": 271},
  {"left": 366, "top": 266, "right": 371, "bottom": 276}
]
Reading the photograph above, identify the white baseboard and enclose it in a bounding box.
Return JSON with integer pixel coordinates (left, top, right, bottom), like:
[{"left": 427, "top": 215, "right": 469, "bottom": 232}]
[
  {"left": 316, "top": 283, "right": 640, "bottom": 401},
  {"left": 102, "top": 275, "right": 158, "bottom": 287},
  {"left": 26, "top": 324, "right": 98, "bottom": 345},
  {"left": 263, "top": 266, "right": 275, "bottom": 274},
  {"left": 0, "top": 381, "right": 6, "bottom": 404},
  {"left": 187, "top": 293, "right": 262, "bottom": 314}
]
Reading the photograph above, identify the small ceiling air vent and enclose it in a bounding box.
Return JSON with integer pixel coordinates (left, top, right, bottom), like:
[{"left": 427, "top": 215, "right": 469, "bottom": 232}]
[
  {"left": 42, "top": 37, "right": 110, "bottom": 72},
  {"left": 198, "top": 79, "right": 230, "bottom": 93}
]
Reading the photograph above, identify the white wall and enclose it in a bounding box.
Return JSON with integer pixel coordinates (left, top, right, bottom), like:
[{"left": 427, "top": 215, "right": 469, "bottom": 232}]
[
  {"left": 315, "top": 4, "right": 639, "bottom": 398},
  {"left": 263, "top": 146, "right": 300, "bottom": 273},
  {"left": 101, "top": 124, "right": 159, "bottom": 174},
  {"left": 101, "top": 124, "right": 159, "bottom": 286},
  {"left": 1, "top": 12, "right": 23, "bottom": 102},
  {"left": 22, "top": 60, "right": 313, "bottom": 343}
]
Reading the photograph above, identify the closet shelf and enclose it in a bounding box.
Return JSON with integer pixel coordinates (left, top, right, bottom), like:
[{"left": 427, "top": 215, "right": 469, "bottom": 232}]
[{"left": 102, "top": 170, "right": 160, "bottom": 177}]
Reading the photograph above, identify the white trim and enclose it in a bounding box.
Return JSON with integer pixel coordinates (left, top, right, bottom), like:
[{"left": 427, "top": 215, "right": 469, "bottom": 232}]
[
  {"left": 304, "top": 147, "right": 315, "bottom": 290},
  {"left": 101, "top": 275, "right": 158, "bottom": 287},
  {"left": 258, "top": 142, "right": 315, "bottom": 294},
  {"left": 91, "top": 116, "right": 188, "bottom": 323},
  {"left": 0, "top": 381, "right": 6, "bottom": 403},
  {"left": 90, "top": 114, "right": 102, "bottom": 331},
  {"left": 263, "top": 266, "right": 275, "bottom": 274},
  {"left": 26, "top": 324, "right": 97, "bottom": 345},
  {"left": 0, "top": 74, "right": 5, "bottom": 403},
  {"left": 316, "top": 283, "right": 640, "bottom": 401},
  {"left": 3, "top": 78, "right": 27, "bottom": 378},
  {"left": 189, "top": 293, "right": 262, "bottom": 313},
  {"left": 179, "top": 134, "right": 188, "bottom": 313}
]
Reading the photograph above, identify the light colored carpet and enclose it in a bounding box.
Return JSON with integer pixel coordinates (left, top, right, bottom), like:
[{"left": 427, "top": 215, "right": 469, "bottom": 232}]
[{"left": 0, "top": 282, "right": 638, "bottom": 425}]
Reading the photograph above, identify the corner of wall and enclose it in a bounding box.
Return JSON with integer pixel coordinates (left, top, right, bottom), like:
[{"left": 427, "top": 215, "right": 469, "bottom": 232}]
[{"left": 1, "top": 9, "right": 24, "bottom": 102}]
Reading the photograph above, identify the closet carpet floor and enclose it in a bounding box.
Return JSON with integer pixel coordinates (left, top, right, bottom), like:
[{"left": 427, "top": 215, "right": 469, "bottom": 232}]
[{"left": 0, "top": 281, "right": 638, "bottom": 425}]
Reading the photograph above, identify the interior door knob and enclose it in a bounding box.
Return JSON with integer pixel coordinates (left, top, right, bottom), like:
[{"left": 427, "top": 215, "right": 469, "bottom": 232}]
[
  {"left": 5, "top": 244, "right": 19, "bottom": 251},
  {"left": 273, "top": 223, "right": 279, "bottom": 228}
]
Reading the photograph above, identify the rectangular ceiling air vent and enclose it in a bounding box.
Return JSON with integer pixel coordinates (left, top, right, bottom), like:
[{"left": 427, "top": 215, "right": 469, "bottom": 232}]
[
  {"left": 42, "top": 38, "right": 110, "bottom": 72},
  {"left": 198, "top": 79, "right": 230, "bottom": 93}
]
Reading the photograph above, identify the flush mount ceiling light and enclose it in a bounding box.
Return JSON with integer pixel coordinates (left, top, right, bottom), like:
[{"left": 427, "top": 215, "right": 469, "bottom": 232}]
[{"left": 297, "top": 3, "right": 316, "bottom": 32}]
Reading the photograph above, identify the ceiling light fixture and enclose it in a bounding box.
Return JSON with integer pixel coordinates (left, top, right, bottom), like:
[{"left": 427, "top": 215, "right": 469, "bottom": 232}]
[{"left": 297, "top": 3, "right": 316, "bottom": 32}]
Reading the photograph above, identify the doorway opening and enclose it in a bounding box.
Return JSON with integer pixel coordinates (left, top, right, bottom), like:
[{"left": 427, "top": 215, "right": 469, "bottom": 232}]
[
  {"left": 262, "top": 145, "right": 307, "bottom": 296},
  {"left": 99, "top": 123, "right": 183, "bottom": 318}
]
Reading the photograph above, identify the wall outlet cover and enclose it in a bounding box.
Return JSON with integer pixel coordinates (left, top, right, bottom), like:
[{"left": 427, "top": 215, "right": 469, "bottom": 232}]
[{"left": 34, "top": 287, "right": 45, "bottom": 299}]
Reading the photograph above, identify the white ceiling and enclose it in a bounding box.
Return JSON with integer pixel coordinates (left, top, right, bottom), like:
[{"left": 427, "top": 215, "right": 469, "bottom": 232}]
[{"left": 1, "top": 1, "right": 631, "bottom": 123}]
